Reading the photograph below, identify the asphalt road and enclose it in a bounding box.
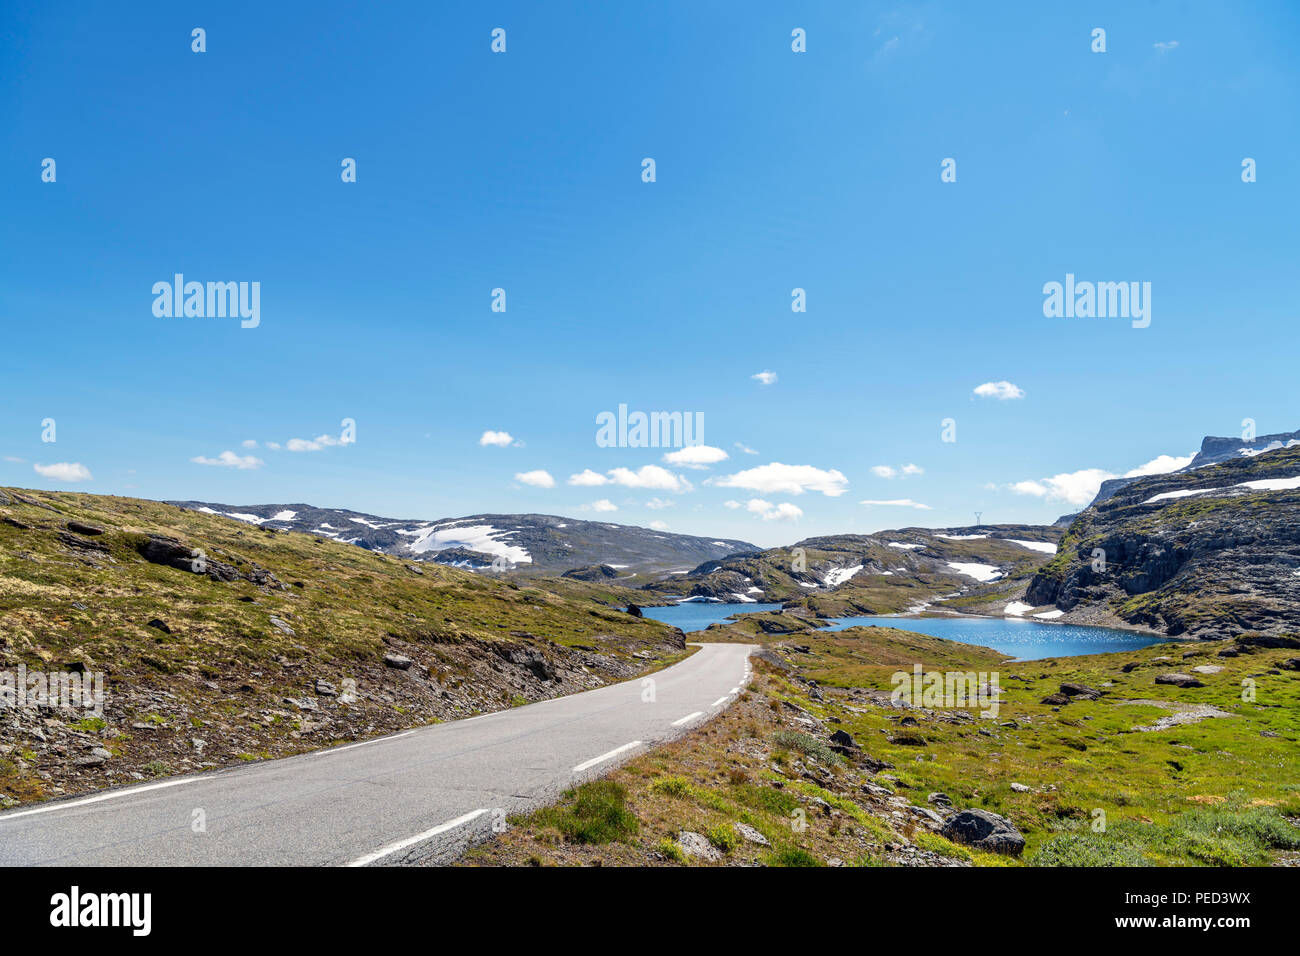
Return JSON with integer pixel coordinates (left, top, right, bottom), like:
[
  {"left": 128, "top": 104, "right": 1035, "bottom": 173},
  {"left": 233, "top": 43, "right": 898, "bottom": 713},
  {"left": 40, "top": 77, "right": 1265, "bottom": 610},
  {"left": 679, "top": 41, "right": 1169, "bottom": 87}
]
[{"left": 0, "top": 642, "right": 756, "bottom": 866}]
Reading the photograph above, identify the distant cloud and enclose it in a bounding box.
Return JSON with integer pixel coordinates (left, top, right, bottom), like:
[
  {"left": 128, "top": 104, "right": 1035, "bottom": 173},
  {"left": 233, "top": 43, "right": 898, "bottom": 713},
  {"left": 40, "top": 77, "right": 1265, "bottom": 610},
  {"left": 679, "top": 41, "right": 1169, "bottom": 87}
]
[
  {"left": 872, "top": 463, "right": 924, "bottom": 479},
  {"left": 713, "top": 462, "right": 848, "bottom": 497},
  {"left": 479, "top": 430, "right": 520, "bottom": 448},
  {"left": 649, "top": 520, "right": 669, "bottom": 531},
  {"left": 33, "top": 462, "right": 93, "bottom": 482},
  {"left": 663, "top": 445, "right": 728, "bottom": 469},
  {"left": 585, "top": 499, "right": 618, "bottom": 512},
  {"left": 1124, "top": 453, "right": 1194, "bottom": 477},
  {"left": 746, "top": 498, "right": 802, "bottom": 521},
  {"left": 751, "top": 370, "right": 778, "bottom": 386},
  {"left": 723, "top": 500, "right": 742, "bottom": 509},
  {"left": 860, "top": 498, "right": 932, "bottom": 510},
  {"left": 265, "top": 442, "right": 281, "bottom": 451},
  {"left": 1006, "top": 453, "right": 1193, "bottom": 508},
  {"left": 514, "top": 469, "right": 555, "bottom": 488},
  {"left": 1009, "top": 468, "right": 1113, "bottom": 506},
  {"left": 973, "top": 381, "right": 1025, "bottom": 400},
  {"left": 241, "top": 439, "right": 258, "bottom": 449},
  {"left": 1154, "top": 40, "right": 1179, "bottom": 52},
  {"left": 645, "top": 497, "right": 674, "bottom": 510},
  {"left": 286, "top": 434, "right": 346, "bottom": 452},
  {"left": 190, "top": 451, "right": 262, "bottom": 470},
  {"left": 5, "top": 456, "right": 26, "bottom": 463},
  {"left": 734, "top": 442, "right": 758, "bottom": 455},
  {"left": 568, "top": 465, "right": 692, "bottom": 493}
]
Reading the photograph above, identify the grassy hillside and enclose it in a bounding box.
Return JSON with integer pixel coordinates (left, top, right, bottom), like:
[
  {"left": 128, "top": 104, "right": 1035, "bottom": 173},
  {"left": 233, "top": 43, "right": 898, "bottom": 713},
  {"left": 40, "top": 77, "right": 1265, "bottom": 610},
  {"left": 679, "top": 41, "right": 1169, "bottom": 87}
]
[
  {"left": 0, "top": 487, "right": 687, "bottom": 807},
  {"left": 466, "top": 625, "right": 1300, "bottom": 867}
]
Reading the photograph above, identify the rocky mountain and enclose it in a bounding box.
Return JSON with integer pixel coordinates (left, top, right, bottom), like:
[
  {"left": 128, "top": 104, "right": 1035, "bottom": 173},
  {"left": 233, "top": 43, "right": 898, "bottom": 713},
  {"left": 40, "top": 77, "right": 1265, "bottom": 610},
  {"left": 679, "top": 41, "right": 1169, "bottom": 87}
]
[
  {"left": 1026, "top": 444, "right": 1300, "bottom": 639},
  {"left": 648, "top": 523, "right": 1062, "bottom": 617},
  {"left": 1086, "top": 427, "right": 1300, "bottom": 509},
  {"left": 165, "top": 501, "right": 756, "bottom": 576}
]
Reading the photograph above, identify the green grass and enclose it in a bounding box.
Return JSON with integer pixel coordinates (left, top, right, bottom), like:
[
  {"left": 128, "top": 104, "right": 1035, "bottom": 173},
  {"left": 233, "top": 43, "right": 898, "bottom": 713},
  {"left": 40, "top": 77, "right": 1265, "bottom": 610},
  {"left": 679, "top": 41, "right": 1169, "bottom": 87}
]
[{"left": 531, "top": 781, "right": 639, "bottom": 845}]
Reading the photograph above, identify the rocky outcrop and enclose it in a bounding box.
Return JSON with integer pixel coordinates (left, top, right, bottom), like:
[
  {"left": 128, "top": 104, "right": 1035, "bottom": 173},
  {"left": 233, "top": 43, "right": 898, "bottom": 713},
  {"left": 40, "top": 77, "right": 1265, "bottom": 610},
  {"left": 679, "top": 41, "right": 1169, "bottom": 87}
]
[
  {"left": 1027, "top": 445, "right": 1300, "bottom": 639},
  {"left": 561, "top": 564, "right": 619, "bottom": 582}
]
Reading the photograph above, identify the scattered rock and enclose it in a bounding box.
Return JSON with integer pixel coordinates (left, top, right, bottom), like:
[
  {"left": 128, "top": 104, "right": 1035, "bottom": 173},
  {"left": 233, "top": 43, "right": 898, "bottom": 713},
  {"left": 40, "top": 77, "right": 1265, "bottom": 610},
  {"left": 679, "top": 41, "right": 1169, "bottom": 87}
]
[
  {"left": 676, "top": 831, "right": 722, "bottom": 861},
  {"left": 829, "top": 729, "right": 858, "bottom": 750},
  {"left": 941, "top": 808, "right": 1026, "bottom": 856},
  {"left": 384, "top": 653, "right": 413, "bottom": 670},
  {"left": 733, "top": 822, "right": 770, "bottom": 847},
  {"left": 315, "top": 679, "right": 338, "bottom": 697},
  {"left": 146, "top": 618, "right": 171, "bottom": 634},
  {"left": 269, "top": 616, "right": 295, "bottom": 636},
  {"left": 1059, "top": 682, "right": 1102, "bottom": 699},
  {"left": 626, "top": 603, "right": 643, "bottom": 618},
  {"left": 1190, "top": 664, "right": 1224, "bottom": 675},
  {"left": 1154, "top": 672, "right": 1205, "bottom": 688},
  {"left": 1010, "top": 782, "right": 1032, "bottom": 793}
]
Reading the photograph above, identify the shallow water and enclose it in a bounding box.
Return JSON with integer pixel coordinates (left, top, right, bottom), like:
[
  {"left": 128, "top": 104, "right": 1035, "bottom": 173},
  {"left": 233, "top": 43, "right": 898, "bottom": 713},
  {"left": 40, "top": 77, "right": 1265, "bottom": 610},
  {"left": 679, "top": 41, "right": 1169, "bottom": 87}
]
[{"left": 641, "top": 602, "right": 1165, "bottom": 660}]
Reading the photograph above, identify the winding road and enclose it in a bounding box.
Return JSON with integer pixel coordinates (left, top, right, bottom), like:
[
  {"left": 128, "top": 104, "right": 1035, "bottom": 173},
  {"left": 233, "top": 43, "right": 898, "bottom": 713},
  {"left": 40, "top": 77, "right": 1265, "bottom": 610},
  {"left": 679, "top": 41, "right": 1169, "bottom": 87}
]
[{"left": 0, "top": 642, "right": 756, "bottom": 866}]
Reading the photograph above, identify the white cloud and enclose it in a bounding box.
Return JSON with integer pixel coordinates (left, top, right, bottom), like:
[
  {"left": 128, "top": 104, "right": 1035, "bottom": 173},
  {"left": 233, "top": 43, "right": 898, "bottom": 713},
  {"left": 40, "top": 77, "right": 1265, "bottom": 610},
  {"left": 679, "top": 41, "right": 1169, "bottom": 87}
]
[
  {"left": 645, "top": 497, "right": 674, "bottom": 510},
  {"left": 586, "top": 499, "right": 618, "bottom": 512},
  {"left": 286, "top": 434, "right": 346, "bottom": 452},
  {"left": 662, "top": 445, "right": 728, "bottom": 469},
  {"left": 190, "top": 451, "right": 262, "bottom": 470},
  {"left": 241, "top": 439, "right": 258, "bottom": 449},
  {"left": 5, "top": 456, "right": 26, "bottom": 463},
  {"left": 1009, "top": 468, "right": 1113, "bottom": 506},
  {"left": 860, "top": 498, "right": 932, "bottom": 510},
  {"left": 902, "top": 463, "right": 924, "bottom": 475},
  {"left": 568, "top": 469, "right": 608, "bottom": 487},
  {"left": 723, "top": 500, "right": 742, "bottom": 509},
  {"left": 569, "top": 465, "right": 692, "bottom": 493},
  {"left": 973, "top": 381, "right": 1025, "bottom": 400},
  {"left": 265, "top": 442, "right": 281, "bottom": 451},
  {"left": 1124, "top": 453, "right": 1194, "bottom": 477},
  {"left": 712, "top": 462, "right": 848, "bottom": 497},
  {"left": 734, "top": 442, "right": 758, "bottom": 455},
  {"left": 751, "top": 370, "right": 778, "bottom": 386},
  {"left": 871, "top": 465, "right": 897, "bottom": 479},
  {"left": 745, "top": 498, "right": 802, "bottom": 521},
  {"left": 515, "top": 469, "right": 555, "bottom": 488},
  {"left": 479, "top": 430, "right": 518, "bottom": 448},
  {"left": 1154, "top": 40, "right": 1179, "bottom": 52},
  {"left": 33, "top": 462, "right": 93, "bottom": 482},
  {"left": 649, "top": 520, "right": 669, "bottom": 531}
]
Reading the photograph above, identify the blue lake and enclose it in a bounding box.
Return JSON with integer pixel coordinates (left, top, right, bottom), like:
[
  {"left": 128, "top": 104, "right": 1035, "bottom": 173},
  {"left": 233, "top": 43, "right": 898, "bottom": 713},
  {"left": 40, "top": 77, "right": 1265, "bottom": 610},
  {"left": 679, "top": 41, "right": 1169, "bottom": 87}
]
[{"left": 640, "top": 602, "right": 1168, "bottom": 661}]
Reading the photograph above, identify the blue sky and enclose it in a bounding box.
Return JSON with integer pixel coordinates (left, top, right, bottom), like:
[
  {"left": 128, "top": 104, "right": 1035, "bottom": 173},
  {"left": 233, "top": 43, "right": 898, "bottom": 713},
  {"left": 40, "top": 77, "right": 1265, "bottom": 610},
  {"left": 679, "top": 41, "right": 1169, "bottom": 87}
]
[{"left": 3, "top": 1, "right": 1298, "bottom": 547}]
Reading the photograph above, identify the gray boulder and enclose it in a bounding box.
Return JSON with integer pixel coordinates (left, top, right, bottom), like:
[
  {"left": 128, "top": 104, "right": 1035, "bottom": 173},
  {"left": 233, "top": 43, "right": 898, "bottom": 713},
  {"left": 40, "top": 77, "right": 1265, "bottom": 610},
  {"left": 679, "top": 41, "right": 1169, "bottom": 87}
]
[{"left": 941, "top": 808, "right": 1025, "bottom": 856}]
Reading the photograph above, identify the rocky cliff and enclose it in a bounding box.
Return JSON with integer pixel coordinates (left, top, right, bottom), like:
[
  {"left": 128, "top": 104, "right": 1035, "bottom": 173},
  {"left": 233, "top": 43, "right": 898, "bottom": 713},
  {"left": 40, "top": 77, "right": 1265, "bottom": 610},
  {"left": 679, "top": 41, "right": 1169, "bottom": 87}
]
[{"left": 1026, "top": 445, "right": 1300, "bottom": 638}]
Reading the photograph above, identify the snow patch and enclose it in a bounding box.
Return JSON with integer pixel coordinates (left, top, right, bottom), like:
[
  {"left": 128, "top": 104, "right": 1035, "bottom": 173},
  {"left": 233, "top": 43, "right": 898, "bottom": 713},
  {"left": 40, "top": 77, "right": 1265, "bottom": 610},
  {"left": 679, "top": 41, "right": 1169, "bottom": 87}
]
[
  {"left": 947, "top": 562, "right": 1002, "bottom": 582},
  {"left": 888, "top": 542, "right": 923, "bottom": 550},
  {"left": 1033, "top": 609, "right": 1064, "bottom": 620},
  {"left": 1008, "top": 539, "right": 1057, "bottom": 554},
  {"left": 937, "top": 533, "right": 988, "bottom": 540},
  {"left": 822, "top": 565, "right": 863, "bottom": 588},
  {"left": 1004, "top": 601, "right": 1033, "bottom": 617},
  {"left": 404, "top": 523, "right": 532, "bottom": 564}
]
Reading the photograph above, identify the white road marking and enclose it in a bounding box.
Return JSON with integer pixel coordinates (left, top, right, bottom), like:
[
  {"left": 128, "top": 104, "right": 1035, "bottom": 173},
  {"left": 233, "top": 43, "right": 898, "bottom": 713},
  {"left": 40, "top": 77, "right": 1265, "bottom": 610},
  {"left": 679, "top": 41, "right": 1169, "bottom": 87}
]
[
  {"left": 573, "top": 741, "right": 641, "bottom": 773},
  {"left": 711, "top": 696, "right": 728, "bottom": 707},
  {"left": 346, "top": 808, "right": 490, "bottom": 867},
  {"left": 671, "top": 711, "right": 703, "bottom": 726},
  {"left": 729, "top": 687, "right": 739, "bottom": 694},
  {"left": 0, "top": 777, "right": 200, "bottom": 821},
  {"left": 307, "top": 731, "right": 414, "bottom": 757}
]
